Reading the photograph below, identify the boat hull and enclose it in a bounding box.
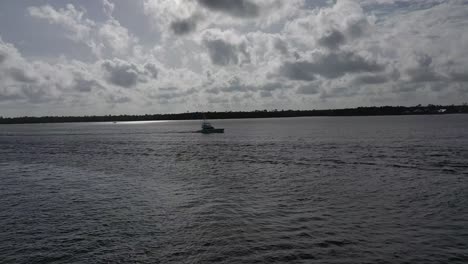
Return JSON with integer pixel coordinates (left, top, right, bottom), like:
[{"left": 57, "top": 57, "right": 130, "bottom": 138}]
[{"left": 199, "top": 128, "right": 224, "bottom": 134}]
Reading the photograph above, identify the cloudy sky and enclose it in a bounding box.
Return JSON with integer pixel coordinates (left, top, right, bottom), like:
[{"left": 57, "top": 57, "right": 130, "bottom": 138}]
[{"left": 0, "top": 0, "right": 467, "bottom": 117}]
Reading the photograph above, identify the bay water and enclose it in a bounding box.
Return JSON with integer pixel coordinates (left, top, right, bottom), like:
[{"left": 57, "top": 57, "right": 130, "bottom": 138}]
[{"left": 1, "top": 115, "right": 467, "bottom": 263}]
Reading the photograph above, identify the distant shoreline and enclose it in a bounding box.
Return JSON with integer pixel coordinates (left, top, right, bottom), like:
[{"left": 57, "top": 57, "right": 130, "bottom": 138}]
[{"left": 1, "top": 104, "right": 467, "bottom": 124}]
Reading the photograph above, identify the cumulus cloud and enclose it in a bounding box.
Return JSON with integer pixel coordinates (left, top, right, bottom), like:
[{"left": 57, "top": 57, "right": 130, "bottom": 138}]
[
  {"left": 98, "top": 19, "right": 134, "bottom": 56},
  {"left": 402, "top": 54, "right": 444, "bottom": 83},
  {"left": 0, "top": 39, "right": 41, "bottom": 98},
  {"left": 317, "top": 29, "right": 346, "bottom": 50},
  {"left": 170, "top": 19, "right": 197, "bottom": 35},
  {"left": 0, "top": 53, "right": 7, "bottom": 64},
  {"left": 0, "top": 87, "right": 23, "bottom": 102},
  {"left": 297, "top": 83, "right": 320, "bottom": 95},
  {"left": 450, "top": 72, "right": 468, "bottom": 82},
  {"left": 143, "top": 0, "right": 198, "bottom": 37},
  {"left": 320, "top": 86, "right": 360, "bottom": 99},
  {"left": 102, "top": 0, "right": 115, "bottom": 18},
  {"left": 280, "top": 51, "right": 384, "bottom": 80},
  {"left": 201, "top": 29, "right": 251, "bottom": 66},
  {"left": 273, "top": 38, "right": 289, "bottom": 55},
  {"left": 106, "top": 94, "right": 131, "bottom": 104},
  {"left": 29, "top": 3, "right": 136, "bottom": 58},
  {"left": 353, "top": 74, "right": 391, "bottom": 85},
  {"left": 27, "top": 3, "right": 99, "bottom": 59},
  {"left": 156, "top": 87, "right": 196, "bottom": 101},
  {"left": 144, "top": 63, "right": 159, "bottom": 79},
  {"left": 100, "top": 58, "right": 161, "bottom": 89},
  {"left": 406, "top": 67, "right": 442, "bottom": 83},
  {"left": 279, "top": 61, "right": 316, "bottom": 81},
  {"left": 204, "top": 39, "right": 244, "bottom": 66},
  {"left": 196, "top": 0, "right": 259, "bottom": 18},
  {"left": 206, "top": 76, "right": 255, "bottom": 93},
  {"left": 0, "top": 37, "right": 107, "bottom": 106},
  {"left": 284, "top": 0, "right": 372, "bottom": 50},
  {"left": 170, "top": 14, "right": 200, "bottom": 35},
  {"left": 7, "top": 68, "right": 37, "bottom": 83},
  {"left": 28, "top": 4, "right": 94, "bottom": 42},
  {"left": 72, "top": 75, "right": 104, "bottom": 92},
  {"left": 2, "top": 0, "right": 468, "bottom": 116},
  {"left": 101, "top": 59, "right": 143, "bottom": 88},
  {"left": 146, "top": 0, "right": 300, "bottom": 38}
]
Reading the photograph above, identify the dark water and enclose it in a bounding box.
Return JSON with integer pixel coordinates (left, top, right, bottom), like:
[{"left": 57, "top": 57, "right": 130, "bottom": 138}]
[{"left": 1, "top": 115, "right": 468, "bottom": 264}]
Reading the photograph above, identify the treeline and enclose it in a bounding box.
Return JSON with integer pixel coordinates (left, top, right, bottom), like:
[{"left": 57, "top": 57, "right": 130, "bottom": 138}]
[{"left": 1, "top": 104, "right": 467, "bottom": 124}]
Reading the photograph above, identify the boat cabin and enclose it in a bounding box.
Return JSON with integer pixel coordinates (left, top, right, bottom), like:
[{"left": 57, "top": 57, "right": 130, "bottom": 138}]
[{"left": 202, "top": 121, "right": 214, "bottom": 130}]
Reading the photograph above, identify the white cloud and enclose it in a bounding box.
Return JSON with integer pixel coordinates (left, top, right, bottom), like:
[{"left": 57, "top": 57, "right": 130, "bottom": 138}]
[
  {"left": 102, "top": 0, "right": 115, "bottom": 18},
  {"left": 98, "top": 19, "right": 135, "bottom": 56},
  {"left": 1, "top": 0, "right": 468, "bottom": 116},
  {"left": 28, "top": 4, "right": 94, "bottom": 42},
  {"left": 0, "top": 38, "right": 107, "bottom": 111},
  {"left": 29, "top": 3, "right": 137, "bottom": 58}
]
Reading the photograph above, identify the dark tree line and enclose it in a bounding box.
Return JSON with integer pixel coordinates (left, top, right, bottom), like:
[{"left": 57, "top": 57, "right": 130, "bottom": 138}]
[{"left": 1, "top": 104, "right": 467, "bottom": 124}]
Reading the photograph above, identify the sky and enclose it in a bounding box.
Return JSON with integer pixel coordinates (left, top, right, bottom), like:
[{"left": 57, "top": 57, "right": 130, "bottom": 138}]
[{"left": 0, "top": 0, "right": 467, "bottom": 117}]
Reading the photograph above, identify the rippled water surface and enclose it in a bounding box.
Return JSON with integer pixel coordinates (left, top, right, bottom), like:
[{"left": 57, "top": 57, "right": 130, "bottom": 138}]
[{"left": 1, "top": 115, "right": 468, "bottom": 263}]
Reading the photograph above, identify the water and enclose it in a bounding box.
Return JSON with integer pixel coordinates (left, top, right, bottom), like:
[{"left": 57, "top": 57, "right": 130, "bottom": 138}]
[{"left": 1, "top": 115, "right": 468, "bottom": 263}]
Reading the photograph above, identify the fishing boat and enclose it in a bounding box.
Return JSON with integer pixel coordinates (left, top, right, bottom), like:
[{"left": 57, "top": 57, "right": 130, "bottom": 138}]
[{"left": 198, "top": 115, "right": 224, "bottom": 134}]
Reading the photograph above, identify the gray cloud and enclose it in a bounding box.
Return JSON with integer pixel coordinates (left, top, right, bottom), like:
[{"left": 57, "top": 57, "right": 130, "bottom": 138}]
[
  {"left": 0, "top": 94, "right": 22, "bottom": 102},
  {"left": 317, "top": 29, "right": 346, "bottom": 50},
  {"left": 207, "top": 81, "right": 289, "bottom": 97},
  {"left": 102, "top": 59, "right": 142, "bottom": 88},
  {"left": 346, "top": 18, "right": 369, "bottom": 39},
  {"left": 20, "top": 84, "right": 55, "bottom": 104},
  {"left": 274, "top": 39, "right": 288, "bottom": 55},
  {"left": 8, "top": 67, "right": 37, "bottom": 83},
  {"left": 416, "top": 54, "right": 432, "bottom": 67},
  {"left": 159, "top": 87, "right": 178, "bottom": 92},
  {"left": 72, "top": 76, "right": 103, "bottom": 92},
  {"left": 297, "top": 83, "right": 320, "bottom": 95},
  {"left": 312, "top": 7, "right": 371, "bottom": 50},
  {"left": 144, "top": 63, "right": 159, "bottom": 79},
  {"left": 203, "top": 39, "right": 250, "bottom": 66},
  {"left": 450, "top": 72, "right": 468, "bottom": 82},
  {"left": 279, "top": 61, "right": 316, "bottom": 81},
  {"left": 280, "top": 51, "right": 385, "bottom": 80},
  {"left": 259, "top": 90, "right": 272, "bottom": 97},
  {"left": 106, "top": 94, "right": 131, "bottom": 104},
  {"left": 197, "top": 0, "right": 259, "bottom": 18},
  {"left": 0, "top": 86, "right": 23, "bottom": 102},
  {"left": 320, "top": 86, "right": 359, "bottom": 99},
  {"left": 352, "top": 74, "right": 390, "bottom": 85},
  {"left": 0, "top": 52, "right": 6, "bottom": 64},
  {"left": 170, "top": 16, "right": 198, "bottom": 35},
  {"left": 260, "top": 82, "right": 284, "bottom": 92},
  {"left": 155, "top": 87, "right": 196, "bottom": 101},
  {"left": 204, "top": 39, "right": 237, "bottom": 65},
  {"left": 406, "top": 67, "right": 442, "bottom": 83},
  {"left": 207, "top": 96, "right": 229, "bottom": 104},
  {"left": 2, "top": 0, "right": 468, "bottom": 115},
  {"left": 405, "top": 55, "right": 443, "bottom": 83},
  {"left": 206, "top": 77, "right": 255, "bottom": 94},
  {"left": 392, "top": 82, "right": 424, "bottom": 93}
]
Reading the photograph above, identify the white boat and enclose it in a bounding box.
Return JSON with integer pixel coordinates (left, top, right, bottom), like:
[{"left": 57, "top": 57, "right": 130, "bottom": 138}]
[{"left": 198, "top": 115, "right": 224, "bottom": 134}]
